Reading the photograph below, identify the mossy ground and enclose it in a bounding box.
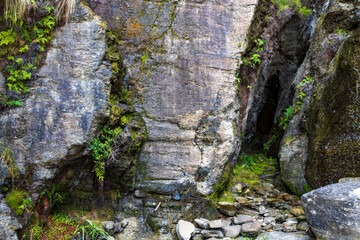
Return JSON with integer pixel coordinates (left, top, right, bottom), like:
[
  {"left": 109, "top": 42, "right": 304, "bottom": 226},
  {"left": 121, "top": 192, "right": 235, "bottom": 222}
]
[{"left": 212, "top": 154, "right": 278, "bottom": 203}]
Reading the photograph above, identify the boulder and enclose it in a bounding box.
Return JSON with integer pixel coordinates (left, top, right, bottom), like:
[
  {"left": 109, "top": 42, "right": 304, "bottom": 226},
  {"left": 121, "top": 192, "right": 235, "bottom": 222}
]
[
  {"left": 302, "top": 181, "right": 360, "bottom": 240},
  {"left": 176, "top": 220, "right": 195, "bottom": 240}
]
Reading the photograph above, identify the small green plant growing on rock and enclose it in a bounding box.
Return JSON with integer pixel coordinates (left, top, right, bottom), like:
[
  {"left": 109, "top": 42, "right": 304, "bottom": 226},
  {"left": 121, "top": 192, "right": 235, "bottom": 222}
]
[
  {"left": 242, "top": 38, "right": 265, "bottom": 68},
  {"left": 5, "top": 189, "right": 32, "bottom": 215},
  {"left": 89, "top": 126, "right": 123, "bottom": 187},
  {"left": 279, "top": 105, "right": 294, "bottom": 130},
  {"left": 271, "top": 0, "right": 312, "bottom": 17},
  {"left": 79, "top": 220, "right": 112, "bottom": 240}
]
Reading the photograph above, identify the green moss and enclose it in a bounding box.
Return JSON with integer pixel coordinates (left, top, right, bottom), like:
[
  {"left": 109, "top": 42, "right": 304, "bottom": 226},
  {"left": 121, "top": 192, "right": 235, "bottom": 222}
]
[
  {"left": 303, "top": 184, "right": 312, "bottom": 193},
  {"left": 5, "top": 189, "right": 29, "bottom": 215},
  {"left": 120, "top": 114, "right": 133, "bottom": 125},
  {"left": 214, "top": 154, "right": 278, "bottom": 201}
]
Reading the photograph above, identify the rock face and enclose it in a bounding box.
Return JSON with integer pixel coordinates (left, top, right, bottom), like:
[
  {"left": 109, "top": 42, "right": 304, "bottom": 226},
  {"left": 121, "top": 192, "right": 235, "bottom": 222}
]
[
  {"left": 305, "top": 27, "right": 360, "bottom": 188},
  {"left": 301, "top": 181, "right": 360, "bottom": 240},
  {"left": 0, "top": 197, "right": 21, "bottom": 240},
  {"left": 279, "top": 134, "right": 309, "bottom": 195},
  {"left": 0, "top": 4, "right": 111, "bottom": 190},
  {"left": 85, "top": 0, "right": 259, "bottom": 195},
  {"left": 275, "top": 0, "right": 360, "bottom": 191}
]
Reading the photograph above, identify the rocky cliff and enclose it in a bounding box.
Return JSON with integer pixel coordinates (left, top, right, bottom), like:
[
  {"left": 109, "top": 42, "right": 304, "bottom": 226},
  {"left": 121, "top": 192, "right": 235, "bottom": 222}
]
[{"left": 0, "top": 0, "right": 359, "bottom": 239}]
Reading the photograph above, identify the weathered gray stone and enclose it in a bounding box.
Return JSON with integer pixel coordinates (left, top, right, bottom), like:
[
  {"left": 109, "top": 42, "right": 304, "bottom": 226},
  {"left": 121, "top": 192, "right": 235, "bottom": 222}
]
[
  {"left": 222, "top": 224, "right": 241, "bottom": 238},
  {"left": 176, "top": 220, "right": 195, "bottom": 240},
  {"left": 209, "top": 219, "right": 228, "bottom": 229},
  {"left": 113, "top": 222, "right": 123, "bottom": 234},
  {"left": 102, "top": 221, "right": 114, "bottom": 230},
  {"left": 0, "top": 4, "right": 111, "bottom": 191},
  {"left": 264, "top": 217, "right": 276, "bottom": 225},
  {"left": 0, "top": 72, "right": 5, "bottom": 94},
  {"left": 256, "top": 231, "right": 314, "bottom": 240},
  {"left": 0, "top": 198, "right": 21, "bottom": 240},
  {"left": 120, "top": 219, "right": 129, "bottom": 228},
  {"left": 297, "top": 221, "right": 309, "bottom": 231},
  {"left": 86, "top": 0, "right": 259, "bottom": 195},
  {"left": 232, "top": 183, "right": 243, "bottom": 193},
  {"left": 134, "top": 190, "right": 147, "bottom": 198},
  {"left": 200, "top": 229, "right": 224, "bottom": 238},
  {"left": 302, "top": 181, "right": 360, "bottom": 240},
  {"left": 241, "top": 222, "right": 261, "bottom": 236},
  {"left": 279, "top": 134, "right": 309, "bottom": 195},
  {"left": 217, "top": 202, "right": 237, "bottom": 217},
  {"left": 283, "top": 218, "right": 298, "bottom": 232},
  {"left": 194, "top": 218, "right": 210, "bottom": 229},
  {"left": 233, "top": 215, "right": 254, "bottom": 225}
]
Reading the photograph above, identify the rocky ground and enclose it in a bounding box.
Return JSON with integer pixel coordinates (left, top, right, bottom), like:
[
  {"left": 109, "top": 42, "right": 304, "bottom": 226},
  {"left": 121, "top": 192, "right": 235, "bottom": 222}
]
[
  {"left": 85, "top": 154, "right": 316, "bottom": 240},
  {"left": 174, "top": 154, "right": 315, "bottom": 240}
]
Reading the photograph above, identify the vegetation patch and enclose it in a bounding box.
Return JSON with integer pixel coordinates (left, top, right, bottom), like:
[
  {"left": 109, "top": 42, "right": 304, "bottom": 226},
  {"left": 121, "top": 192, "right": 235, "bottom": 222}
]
[
  {"left": 5, "top": 189, "right": 32, "bottom": 215},
  {"left": 212, "top": 154, "right": 278, "bottom": 203},
  {"left": 271, "top": 0, "right": 312, "bottom": 17}
]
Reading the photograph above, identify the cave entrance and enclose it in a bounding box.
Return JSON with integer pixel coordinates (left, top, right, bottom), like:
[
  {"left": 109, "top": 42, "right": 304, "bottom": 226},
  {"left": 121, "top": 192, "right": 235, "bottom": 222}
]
[{"left": 254, "top": 74, "right": 281, "bottom": 153}]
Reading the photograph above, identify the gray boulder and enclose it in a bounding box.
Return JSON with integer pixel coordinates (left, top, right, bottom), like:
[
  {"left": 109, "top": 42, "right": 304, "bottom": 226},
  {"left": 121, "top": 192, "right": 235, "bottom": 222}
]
[{"left": 302, "top": 181, "right": 360, "bottom": 240}]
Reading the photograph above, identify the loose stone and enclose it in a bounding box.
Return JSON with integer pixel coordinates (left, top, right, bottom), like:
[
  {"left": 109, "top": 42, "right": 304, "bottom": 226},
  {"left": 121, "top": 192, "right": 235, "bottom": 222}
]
[{"left": 176, "top": 220, "right": 195, "bottom": 240}]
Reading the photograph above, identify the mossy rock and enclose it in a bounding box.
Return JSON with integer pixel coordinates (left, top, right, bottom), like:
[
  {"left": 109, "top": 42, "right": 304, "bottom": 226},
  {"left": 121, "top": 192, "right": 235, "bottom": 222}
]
[
  {"left": 5, "top": 189, "right": 28, "bottom": 215},
  {"left": 305, "top": 29, "right": 360, "bottom": 188}
]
